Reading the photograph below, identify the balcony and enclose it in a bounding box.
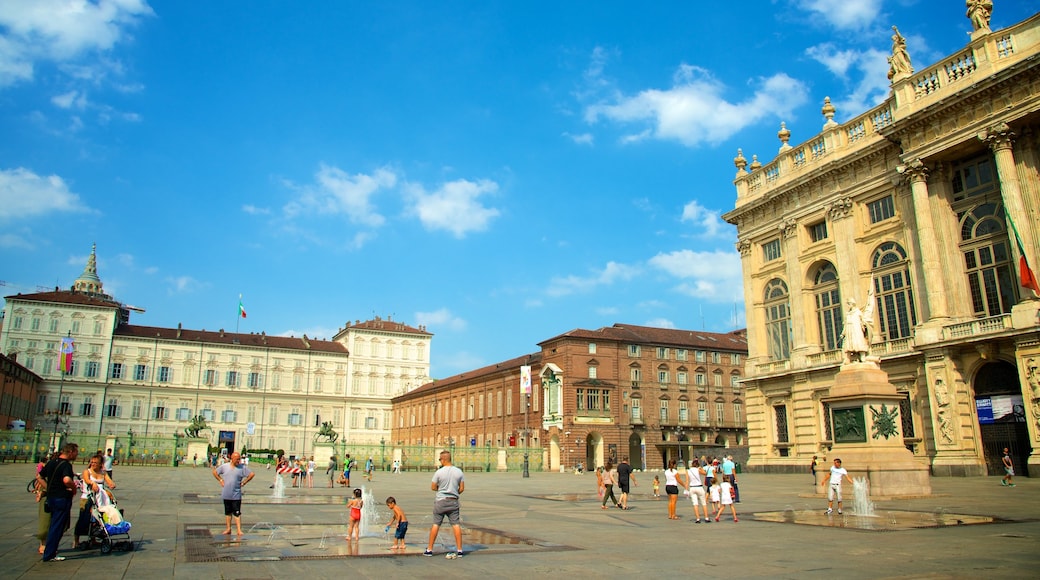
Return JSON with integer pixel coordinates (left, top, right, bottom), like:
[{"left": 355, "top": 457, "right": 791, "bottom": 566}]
[{"left": 942, "top": 314, "right": 1011, "bottom": 341}]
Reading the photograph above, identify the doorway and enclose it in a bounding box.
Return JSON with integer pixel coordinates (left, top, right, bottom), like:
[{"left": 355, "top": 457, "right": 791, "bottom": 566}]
[{"left": 973, "top": 361, "right": 1030, "bottom": 476}]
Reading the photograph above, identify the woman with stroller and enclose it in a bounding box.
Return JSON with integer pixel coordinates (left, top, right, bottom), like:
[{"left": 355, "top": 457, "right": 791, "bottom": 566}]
[{"left": 73, "top": 455, "right": 115, "bottom": 549}]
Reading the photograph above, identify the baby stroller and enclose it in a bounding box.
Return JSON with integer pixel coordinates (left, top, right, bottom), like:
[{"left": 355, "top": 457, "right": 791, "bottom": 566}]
[{"left": 80, "top": 485, "right": 135, "bottom": 554}]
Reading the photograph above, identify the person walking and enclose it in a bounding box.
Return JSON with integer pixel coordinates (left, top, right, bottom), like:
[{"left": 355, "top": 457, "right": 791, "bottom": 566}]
[
  {"left": 616, "top": 456, "right": 637, "bottom": 509},
  {"left": 599, "top": 461, "right": 620, "bottom": 509},
  {"left": 810, "top": 455, "right": 818, "bottom": 486},
  {"left": 714, "top": 475, "right": 738, "bottom": 522},
  {"left": 1001, "top": 448, "right": 1016, "bottom": 487},
  {"left": 213, "top": 451, "right": 255, "bottom": 535},
  {"left": 687, "top": 459, "right": 708, "bottom": 523},
  {"left": 39, "top": 442, "right": 80, "bottom": 562},
  {"left": 365, "top": 456, "right": 374, "bottom": 482},
  {"left": 823, "top": 458, "right": 854, "bottom": 514},
  {"left": 664, "top": 459, "right": 685, "bottom": 520},
  {"left": 103, "top": 448, "right": 115, "bottom": 480},
  {"left": 424, "top": 450, "right": 465, "bottom": 558}
]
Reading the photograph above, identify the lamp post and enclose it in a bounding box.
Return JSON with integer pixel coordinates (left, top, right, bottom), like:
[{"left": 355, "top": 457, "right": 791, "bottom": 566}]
[
  {"left": 564, "top": 431, "right": 571, "bottom": 471},
  {"left": 32, "top": 427, "right": 41, "bottom": 463},
  {"left": 380, "top": 436, "right": 386, "bottom": 471},
  {"left": 485, "top": 440, "right": 491, "bottom": 472},
  {"left": 522, "top": 393, "right": 530, "bottom": 478}
]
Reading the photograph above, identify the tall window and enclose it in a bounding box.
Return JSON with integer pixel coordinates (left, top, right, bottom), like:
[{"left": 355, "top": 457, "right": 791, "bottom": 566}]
[
  {"left": 960, "top": 202, "right": 1017, "bottom": 316},
  {"left": 158, "top": 366, "right": 172, "bottom": 383},
  {"left": 774, "top": 405, "right": 789, "bottom": 443},
  {"left": 134, "top": 364, "right": 147, "bottom": 381},
  {"left": 698, "top": 401, "right": 707, "bottom": 424},
  {"left": 631, "top": 398, "right": 642, "bottom": 422},
  {"left": 659, "top": 399, "right": 669, "bottom": 422},
  {"left": 204, "top": 369, "right": 217, "bottom": 386},
  {"left": 763, "top": 238, "right": 782, "bottom": 261},
  {"left": 764, "top": 278, "right": 792, "bottom": 360},
  {"left": 733, "top": 402, "right": 743, "bottom": 424},
  {"left": 867, "top": 195, "right": 896, "bottom": 223},
  {"left": 630, "top": 368, "right": 641, "bottom": 386},
  {"left": 813, "top": 262, "right": 843, "bottom": 351},
  {"left": 110, "top": 363, "right": 124, "bottom": 379},
  {"left": 105, "top": 398, "right": 120, "bottom": 418},
  {"left": 679, "top": 400, "right": 689, "bottom": 422},
  {"left": 872, "top": 242, "right": 918, "bottom": 340},
  {"left": 809, "top": 220, "right": 829, "bottom": 242}
]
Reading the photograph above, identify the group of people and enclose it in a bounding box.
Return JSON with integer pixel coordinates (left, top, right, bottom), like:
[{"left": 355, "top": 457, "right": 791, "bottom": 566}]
[
  {"left": 34, "top": 444, "right": 119, "bottom": 562},
  {"left": 596, "top": 455, "right": 741, "bottom": 523}
]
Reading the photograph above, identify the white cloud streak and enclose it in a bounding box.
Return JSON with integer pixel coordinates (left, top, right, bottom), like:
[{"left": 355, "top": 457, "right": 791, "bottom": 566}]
[
  {"left": 648, "top": 249, "right": 743, "bottom": 303},
  {"left": 584, "top": 62, "right": 810, "bottom": 147},
  {"left": 406, "top": 178, "right": 501, "bottom": 238},
  {"left": 547, "top": 261, "right": 640, "bottom": 297},
  {"left": 797, "top": 0, "right": 883, "bottom": 31},
  {"left": 681, "top": 200, "right": 732, "bottom": 238},
  {"left": 0, "top": 167, "right": 90, "bottom": 219},
  {"left": 415, "top": 307, "right": 467, "bottom": 332}
]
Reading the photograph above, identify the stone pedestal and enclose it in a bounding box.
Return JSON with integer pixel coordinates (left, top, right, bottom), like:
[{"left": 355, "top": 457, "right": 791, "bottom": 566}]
[
  {"left": 184, "top": 439, "right": 210, "bottom": 467},
  {"left": 312, "top": 442, "right": 337, "bottom": 468},
  {"left": 823, "top": 362, "right": 931, "bottom": 497}
]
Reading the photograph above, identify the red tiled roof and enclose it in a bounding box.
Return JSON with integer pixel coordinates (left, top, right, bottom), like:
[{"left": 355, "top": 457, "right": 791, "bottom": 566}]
[
  {"left": 115, "top": 324, "right": 349, "bottom": 354},
  {"left": 342, "top": 317, "right": 431, "bottom": 336},
  {"left": 393, "top": 351, "right": 541, "bottom": 402},
  {"left": 4, "top": 290, "right": 121, "bottom": 309},
  {"left": 540, "top": 323, "right": 747, "bottom": 351}
]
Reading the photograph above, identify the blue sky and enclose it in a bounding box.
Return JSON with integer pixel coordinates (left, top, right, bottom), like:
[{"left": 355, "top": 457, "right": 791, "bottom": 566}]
[{"left": 2, "top": 1, "right": 1036, "bottom": 378}]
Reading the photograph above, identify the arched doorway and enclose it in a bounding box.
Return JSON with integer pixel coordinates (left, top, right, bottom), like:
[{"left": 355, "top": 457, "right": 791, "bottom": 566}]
[
  {"left": 628, "top": 433, "right": 644, "bottom": 470},
  {"left": 549, "top": 435, "right": 561, "bottom": 472},
  {"left": 974, "top": 361, "right": 1030, "bottom": 476},
  {"left": 586, "top": 432, "right": 605, "bottom": 469}
]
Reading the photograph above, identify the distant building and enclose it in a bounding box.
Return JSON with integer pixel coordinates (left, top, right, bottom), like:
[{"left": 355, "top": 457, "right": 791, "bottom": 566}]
[
  {"left": 0, "top": 244, "right": 432, "bottom": 457},
  {"left": 0, "top": 352, "right": 42, "bottom": 432},
  {"left": 723, "top": 10, "right": 1040, "bottom": 476},
  {"left": 392, "top": 324, "right": 748, "bottom": 470}
]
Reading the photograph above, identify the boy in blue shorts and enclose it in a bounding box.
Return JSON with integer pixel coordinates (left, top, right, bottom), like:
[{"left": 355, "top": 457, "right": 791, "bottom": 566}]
[{"left": 384, "top": 496, "right": 409, "bottom": 550}]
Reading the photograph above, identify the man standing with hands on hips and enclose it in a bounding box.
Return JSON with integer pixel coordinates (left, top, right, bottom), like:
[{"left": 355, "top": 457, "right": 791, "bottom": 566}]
[
  {"left": 424, "top": 450, "right": 465, "bottom": 558},
  {"left": 214, "top": 451, "right": 255, "bottom": 535}
]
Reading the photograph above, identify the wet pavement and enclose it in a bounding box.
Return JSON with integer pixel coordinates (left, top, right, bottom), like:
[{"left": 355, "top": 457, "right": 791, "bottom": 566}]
[{"left": 1, "top": 464, "right": 1037, "bottom": 578}]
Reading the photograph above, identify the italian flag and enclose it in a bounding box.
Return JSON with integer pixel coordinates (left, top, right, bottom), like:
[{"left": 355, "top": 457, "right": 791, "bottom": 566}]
[
  {"left": 1006, "top": 210, "right": 1040, "bottom": 296},
  {"left": 238, "top": 296, "right": 248, "bottom": 319}
]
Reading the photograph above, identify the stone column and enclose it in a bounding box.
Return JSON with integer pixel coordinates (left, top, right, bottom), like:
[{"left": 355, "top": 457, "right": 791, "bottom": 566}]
[
  {"left": 979, "top": 123, "right": 1039, "bottom": 297},
  {"left": 898, "top": 159, "right": 949, "bottom": 325},
  {"left": 780, "top": 218, "right": 808, "bottom": 364},
  {"left": 827, "top": 197, "right": 859, "bottom": 306},
  {"left": 737, "top": 238, "right": 766, "bottom": 372}
]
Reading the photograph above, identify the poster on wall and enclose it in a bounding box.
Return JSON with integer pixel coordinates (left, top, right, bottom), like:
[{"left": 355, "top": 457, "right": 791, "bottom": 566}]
[{"left": 976, "top": 395, "right": 1026, "bottom": 424}]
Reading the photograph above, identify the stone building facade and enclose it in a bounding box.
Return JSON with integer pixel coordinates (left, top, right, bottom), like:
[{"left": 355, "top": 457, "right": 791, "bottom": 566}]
[
  {"left": 722, "top": 9, "right": 1040, "bottom": 476},
  {"left": 392, "top": 324, "right": 748, "bottom": 471},
  {"left": 0, "top": 245, "right": 432, "bottom": 458}
]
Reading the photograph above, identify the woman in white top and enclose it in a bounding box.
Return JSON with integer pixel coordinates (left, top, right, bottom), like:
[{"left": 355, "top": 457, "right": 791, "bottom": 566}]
[
  {"left": 687, "top": 459, "right": 708, "bottom": 523},
  {"left": 663, "top": 459, "right": 687, "bottom": 520},
  {"left": 73, "top": 455, "right": 116, "bottom": 548}
]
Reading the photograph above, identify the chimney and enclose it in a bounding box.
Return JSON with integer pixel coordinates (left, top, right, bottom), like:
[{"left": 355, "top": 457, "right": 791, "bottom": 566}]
[{"left": 176, "top": 323, "right": 182, "bottom": 339}]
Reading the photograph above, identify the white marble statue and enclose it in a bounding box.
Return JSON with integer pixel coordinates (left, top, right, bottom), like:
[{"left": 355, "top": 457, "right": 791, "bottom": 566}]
[{"left": 841, "top": 280, "right": 876, "bottom": 364}]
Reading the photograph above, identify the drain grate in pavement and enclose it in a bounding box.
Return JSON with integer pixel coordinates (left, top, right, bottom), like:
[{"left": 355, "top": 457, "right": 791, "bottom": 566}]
[{"left": 183, "top": 523, "right": 577, "bottom": 562}]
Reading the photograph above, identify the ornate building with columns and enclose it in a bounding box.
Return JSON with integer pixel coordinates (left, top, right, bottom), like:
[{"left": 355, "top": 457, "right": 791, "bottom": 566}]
[
  {"left": 0, "top": 245, "right": 432, "bottom": 458},
  {"left": 723, "top": 9, "right": 1040, "bottom": 476}
]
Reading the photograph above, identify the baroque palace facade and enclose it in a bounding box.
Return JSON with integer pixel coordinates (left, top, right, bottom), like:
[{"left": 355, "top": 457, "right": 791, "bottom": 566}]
[
  {"left": 392, "top": 324, "right": 748, "bottom": 471},
  {"left": 0, "top": 246, "right": 432, "bottom": 458},
  {"left": 723, "top": 8, "right": 1040, "bottom": 476}
]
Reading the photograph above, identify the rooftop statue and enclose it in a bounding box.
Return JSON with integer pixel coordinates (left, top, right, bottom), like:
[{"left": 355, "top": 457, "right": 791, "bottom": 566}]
[
  {"left": 887, "top": 26, "right": 913, "bottom": 81},
  {"left": 967, "top": 0, "right": 993, "bottom": 32}
]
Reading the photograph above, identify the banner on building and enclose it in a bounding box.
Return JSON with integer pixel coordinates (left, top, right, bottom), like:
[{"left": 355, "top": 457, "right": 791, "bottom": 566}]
[
  {"left": 58, "top": 336, "right": 74, "bottom": 374},
  {"left": 520, "top": 365, "right": 532, "bottom": 395},
  {"left": 975, "top": 395, "right": 1026, "bottom": 424}
]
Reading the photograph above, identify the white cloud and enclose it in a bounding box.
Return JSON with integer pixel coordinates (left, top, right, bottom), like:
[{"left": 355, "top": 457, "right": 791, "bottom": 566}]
[
  {"left": 439, "top": 351, "right": 487, "bottom": 375},
  {"left": 0, "top": 0, "right": 154, "bottom": 88},
  {"left": 242, "top": 204, "right": 271, "bottom": 215},
  {"left": 415, "top": 308, "right": 467, "bottom": 332},
  {"left": 595, "top": 306, "right": 619, "bottom": 316},
  {"left": 51, "top": 89, "right": 88, "bottom": 109},
  {"left": 806, "top": 44, "right": 890, "bottom": 115},
  {"left": 643, "top": 318, "right": 676, "bottom": 329},
  {"left": 798, "top": 0, "right": 883, "bottom": 31},
  {"left": 681, "top": 200, "right": 732, "bottom": 238},
  {"left": 278, "top": 326, "right": 338, "bottom": 341},
  {"left": 585, "top": 63, "right": 809, "bottom": 147},
  {"left": 0, "top": 167, "right": 90, "bottom": 219},
  {"left": 547, "top": 261, "right": 640, "bottom": 297},
  {"left": 562, "top": 131, "right": 594, "bottom": 145},
  {"left": 648, "top": 249, "right": 743, "bottom": 302},
  {"left": 406, "top": 178, "right": 501, "bottom": 238},
  {"left": 0, "top": 231, "right": 34, "bottom": 249},
  {"left": 164, "top": 275, "right": 206, "bottom": 294},
  {"left": 283, "top": 164, "right": 396, "bottom": 227}
]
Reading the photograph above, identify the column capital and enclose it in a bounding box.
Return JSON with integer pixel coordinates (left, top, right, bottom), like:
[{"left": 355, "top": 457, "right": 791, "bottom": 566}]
[
  {"left": 978, "top": 122, "right": 1015, "bottom": 151},
  {"left": 828, "top": 197, "right": 854, "bottom": 221},
  {"left": 736, "top": 237, "right": 751, "bottom": 256},
  {"left": 779, "top": 218, "right": 798, "bottom": 239},
  {"left": 897, "top": 158, "right": 929, "bottom": 183}
]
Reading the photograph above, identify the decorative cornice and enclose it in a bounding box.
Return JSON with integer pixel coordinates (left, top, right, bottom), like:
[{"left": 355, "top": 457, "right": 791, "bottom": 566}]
[{"left": 828, "top": 197, "right": 854, "bottom": 220}]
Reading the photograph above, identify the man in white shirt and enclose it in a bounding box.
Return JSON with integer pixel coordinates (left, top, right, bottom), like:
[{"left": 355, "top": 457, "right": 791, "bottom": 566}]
[{"left": 822, "top": 458, "right": 854, "bottom": 515}]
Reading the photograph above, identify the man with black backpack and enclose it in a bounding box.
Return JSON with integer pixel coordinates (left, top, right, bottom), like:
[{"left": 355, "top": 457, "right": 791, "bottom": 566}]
[{"left": 38, "top": 443, "right": 80, "bottom": 562}]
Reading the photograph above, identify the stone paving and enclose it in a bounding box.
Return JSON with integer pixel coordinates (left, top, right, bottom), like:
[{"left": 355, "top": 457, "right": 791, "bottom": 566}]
[{"left": 1, "top": 462, "right": 1037, "bottom": 579}]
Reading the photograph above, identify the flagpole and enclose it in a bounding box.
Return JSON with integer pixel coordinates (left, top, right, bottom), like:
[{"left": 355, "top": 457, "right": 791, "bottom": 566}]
[{"left": 237, "top": 294, "right": 241, "bottom": 334}]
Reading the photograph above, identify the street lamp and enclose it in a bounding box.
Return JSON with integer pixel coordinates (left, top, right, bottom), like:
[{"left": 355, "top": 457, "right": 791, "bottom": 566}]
[
  {"left": 380, "top": 436, "right": 386, "bottom": 471},
  {"left": 564, "top": 431, "right": 571, "bottom": 471}
]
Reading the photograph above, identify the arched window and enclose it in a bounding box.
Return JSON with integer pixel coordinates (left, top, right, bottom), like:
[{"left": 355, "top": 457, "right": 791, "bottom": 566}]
[
  {"left": 813, "top": 262, "right": 842, "bottom": 351},
  {"left": 764, "top": 278, "right": 791, "bottom": 360},
  {"left": 959, "top": 202, "right": 1018, "bottom": 316},
  {"left": 871, "top": 242, "right": 917, "bottom": 341}
]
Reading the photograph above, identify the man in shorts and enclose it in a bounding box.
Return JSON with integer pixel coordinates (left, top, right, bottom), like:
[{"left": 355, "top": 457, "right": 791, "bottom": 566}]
[
  {"left": 213, "top": 451, "right": 255, "bottom": 535},
  {"left": 1001, "top": 448, "right": 1016, "bottom": 487},
  {"left": 616, "top": 456, "right": 637, "bottom": 509},
  {"left": 822, "top": 458, "right": 853, "bottom": 515},
  {"left": 424, "top": 450, "right": 465, "bottom": 558}
]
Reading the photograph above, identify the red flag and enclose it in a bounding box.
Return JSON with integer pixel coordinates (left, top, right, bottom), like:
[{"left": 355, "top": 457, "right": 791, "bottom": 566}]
[
  {"left": 1020, "top": 254, "right": 1040, "bottom": 295},
  {"left": 238, "top": 295, "right": 247, "bottom": 319}
]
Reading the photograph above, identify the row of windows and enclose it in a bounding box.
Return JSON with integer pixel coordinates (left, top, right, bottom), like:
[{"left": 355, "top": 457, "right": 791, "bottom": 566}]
[
  {"left": 630, "top": 399, "right": 743, "bottom": 424},
  {"left": 761, "top": 195, "right": 897, "bottom": 263},
  {"left": 764, "top": 207, "right": 1018, "bottom": 359},
  {"left": 628, "top": 367, "right": 741, "bottom": 387},
  {"left": 620, "top": 344, "right": 740, "bottom": 364},
  {"left": 8, "top": 317, "right": 105, "bottom": 335},
  {"left": 37, "top": 394, "right": 381, "bottom": 429}
]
